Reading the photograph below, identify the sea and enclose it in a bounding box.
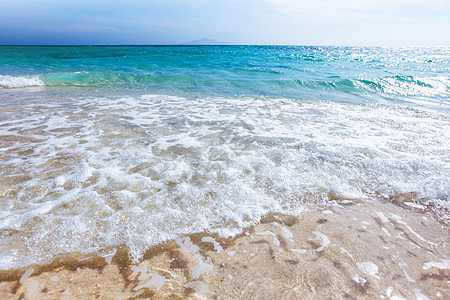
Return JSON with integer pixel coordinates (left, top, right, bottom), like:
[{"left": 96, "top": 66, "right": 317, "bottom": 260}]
[{"left": 0, "top": 45, "right": 449, "bottom": 270}]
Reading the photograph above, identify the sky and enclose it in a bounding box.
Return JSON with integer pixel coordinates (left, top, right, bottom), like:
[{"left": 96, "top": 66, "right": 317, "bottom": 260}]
[{"left": 0, "top": 0, "right": 449, "bottom": 46}]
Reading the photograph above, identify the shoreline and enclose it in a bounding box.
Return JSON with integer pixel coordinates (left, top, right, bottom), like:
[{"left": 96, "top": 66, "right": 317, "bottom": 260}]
[{"left": 1, "top": 198, "right": 449, "bottom": 299}]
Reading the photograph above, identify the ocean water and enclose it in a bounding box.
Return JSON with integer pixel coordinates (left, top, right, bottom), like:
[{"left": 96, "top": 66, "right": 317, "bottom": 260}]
[{"left": 0, "top": 46, "right": 449, "bottom": 269}]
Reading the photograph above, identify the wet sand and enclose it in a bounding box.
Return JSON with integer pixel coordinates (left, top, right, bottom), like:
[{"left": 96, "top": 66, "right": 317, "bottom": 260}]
[{"left": 0, "top": 198, "right": 448, "bottom": 299}]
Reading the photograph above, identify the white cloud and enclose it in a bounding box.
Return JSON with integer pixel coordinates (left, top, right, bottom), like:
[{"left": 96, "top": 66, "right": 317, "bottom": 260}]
[
  {"left": 266, "top": 0, "right": 448, "bottom": 11},
  {"left": 259, "top": 0, "right": 450, "bottom": 46},
  {"left": 265, "top": 0, "right": 449, "bottom": 23}
]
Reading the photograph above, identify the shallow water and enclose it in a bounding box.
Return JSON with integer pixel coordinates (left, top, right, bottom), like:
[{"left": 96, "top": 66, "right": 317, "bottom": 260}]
[
  {"left": 1, "top": 198, "right": 448, "bottom": 299},
  {"left": 0, "top": 46, "right": 449, "bottom": 270}
]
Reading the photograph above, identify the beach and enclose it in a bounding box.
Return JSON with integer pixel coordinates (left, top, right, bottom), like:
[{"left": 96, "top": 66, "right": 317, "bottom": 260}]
[
  {"left": 1, "top": 198, "right": 448, "bottom": 299},
  {"left": 0, "top": 46, "right": 449, "bottom": 298}
]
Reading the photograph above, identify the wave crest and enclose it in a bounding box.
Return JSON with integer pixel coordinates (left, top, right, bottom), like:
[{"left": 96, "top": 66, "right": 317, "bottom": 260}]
[
  {"left": 0, "top": 75, "right": 45, "bottom": 88},
  {"left": 355, "top": 76, "right": 450, "bottom": 97}
]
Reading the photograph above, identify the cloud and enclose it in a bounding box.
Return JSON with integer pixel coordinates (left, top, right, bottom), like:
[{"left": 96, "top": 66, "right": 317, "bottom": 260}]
[
  {"left": 264, "top": 0, "right": 449, "bottom": 23},
  {"left": 266, "top": 0, "right": 448, "bottom": 11},
  {"left": 0, "top": 0, "right": 449, "bottom": 45},
  {"left": 259, "top": 0, "right": 450, "bottom": 46}
]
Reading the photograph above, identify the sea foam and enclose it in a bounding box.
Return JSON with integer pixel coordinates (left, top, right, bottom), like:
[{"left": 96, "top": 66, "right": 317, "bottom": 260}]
[
  {"left": 0, "top": 93, "right": 449, "bottom": 270},
  {"left": 0, "top": 75, "right": 45, "bottom": 88}
]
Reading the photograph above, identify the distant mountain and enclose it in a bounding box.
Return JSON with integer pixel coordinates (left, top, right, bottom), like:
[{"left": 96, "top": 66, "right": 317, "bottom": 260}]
[{"left": 178, "top": 38, "right": 233, "bottom": 45}]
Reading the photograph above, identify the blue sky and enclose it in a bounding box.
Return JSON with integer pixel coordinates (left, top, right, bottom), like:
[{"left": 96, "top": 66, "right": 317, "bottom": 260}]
[{"left": 0, "top": 0, "right": 449, "bottom": 46}]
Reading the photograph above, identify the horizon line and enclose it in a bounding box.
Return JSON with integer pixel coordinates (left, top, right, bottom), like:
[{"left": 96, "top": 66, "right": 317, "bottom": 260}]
[{"left": 0, "top": 44, "right": 448, "bottom": 48}]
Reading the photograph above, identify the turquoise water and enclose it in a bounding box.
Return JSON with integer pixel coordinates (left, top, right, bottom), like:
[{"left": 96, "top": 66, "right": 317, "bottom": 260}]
[
  {"left": 0, "top": 46, "right": 449, "bottom": 269},
  {"left": 1, "top": 46, "right": 449, "bottom": 110}
]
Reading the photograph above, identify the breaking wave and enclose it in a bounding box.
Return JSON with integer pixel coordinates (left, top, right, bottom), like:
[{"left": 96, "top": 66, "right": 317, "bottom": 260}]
[{"left": 0, "top": 75, "right": 45, "bottom": 88}]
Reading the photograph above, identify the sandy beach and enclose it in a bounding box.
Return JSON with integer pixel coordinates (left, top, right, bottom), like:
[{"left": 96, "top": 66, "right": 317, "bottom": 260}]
[
  {"left": 1, "top": 0, "right": 449, "bottom": 296},
  {"left": 1, "top": 46, "right": 450, "bottom": 299},
  {"left": 1, "top": 198, "right": 448, "bottom": 299}
]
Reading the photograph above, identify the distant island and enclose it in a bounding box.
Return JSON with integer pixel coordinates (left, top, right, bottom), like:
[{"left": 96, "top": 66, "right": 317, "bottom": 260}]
[{"left": 178, "top": 38, "right": 233, "bottom": 45}]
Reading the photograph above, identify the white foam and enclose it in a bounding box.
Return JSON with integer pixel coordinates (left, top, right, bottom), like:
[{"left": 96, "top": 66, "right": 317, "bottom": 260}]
[
  {"left": 356, "top": 262, "right": 380, "bottom": 279},
  {"left": 26, "top": 279, "right": 39, "bottom": 297},
  {"left": 130, "top": 261, "right": 152, "bottom": 281},
  {"left": 101, "top": 248, "right": 117, "bottom": 265},
  {"left": 375, "top": 212, "right": 390, "bottom": 223},
  {"left": 62, "top": 288, "right": 71, "bottom": 296},
  {"left": 312, "top": 231, "right": 330, "bottom": 252},
  {"left": 352, "top": 275, "right": 366, "bottom": 286},
  {"left": 398, "top": 261, "right": 415, "bottom": 283},
  {"left": 290, "top": 249, "right": 307, "bottom": 254},
  {"left": 281, "top": 226, "right": 294, "bottom": 242},
  {"left": 340, "top": 247, "right": 355, "bottom": 261},
  {"left": 192, "top": 256, "right": 214, "bottom": 279},
  {"left": 404, "top": 202, "right": 426, "bottom": 210},
  {"left": 133, "top": 273, "right": 165, "bottom": 292},
  {"left": 382, "top": 227, "right": 392, "bottom": 237},
  {"left": 201, "top": 237, "right": 223, "bottom": 253},
  {"left": 379, "top": 76, "right": 450, "bottom": 98},
  {"left": 0, "top": 75, "right": 45, "bottom": 88},
  {"left": 391, "top": 295, "right": 407, "bottom": 300},
  {"left": 390, "top": 214, "right": 438, "bottom": 246},
  {"left": 20, "top": 268, "right": 34, "bottom": 284},
  {"left": 184, "top": 281, "right": 214, "bottom": 295},
  {"left": 176, "top": 237, "right": 214, "bottom": 279},
  {"left": 256, "top": 231, "right": 280, "bottom": 247},
  {"left": 176, "top": 238, "right": 199, "bottom": 255},
  {"left": 423, "top": 260, "right": 450, "bottom": 270},
  {"left": 0, "top": 93, "right": 449, "bottom": 270},
  {"left": 386, "top": 286, "right": 393, "bottom": 297},
  {"left": 414, "top": 289, "right": 431, "bottom": 300}
]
